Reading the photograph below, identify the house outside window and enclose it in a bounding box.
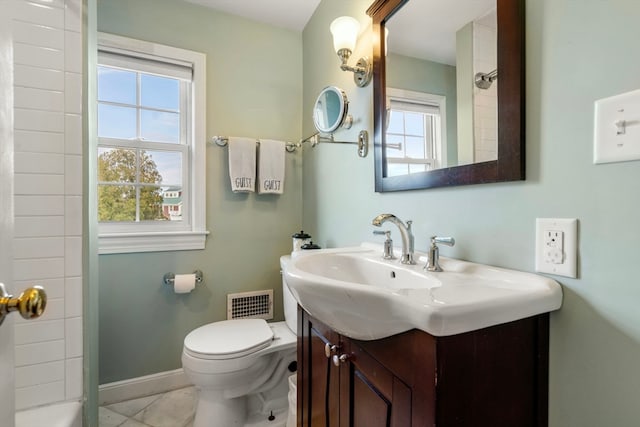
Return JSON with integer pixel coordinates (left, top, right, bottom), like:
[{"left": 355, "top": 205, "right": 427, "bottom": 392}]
[
  {"left": 161, "top": 187, "right": 183, "bottom": 221},
  {"left": 97, "top": 33, "right": 207, "bottom": 254}
]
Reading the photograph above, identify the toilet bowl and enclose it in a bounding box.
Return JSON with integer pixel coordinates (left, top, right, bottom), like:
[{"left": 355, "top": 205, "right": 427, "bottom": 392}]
[{"left": 182, "top": 256, "right": 298, "bottom": 427}]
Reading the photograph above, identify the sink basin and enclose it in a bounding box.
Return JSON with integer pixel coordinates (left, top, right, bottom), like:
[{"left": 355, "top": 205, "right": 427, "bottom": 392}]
[{"left": 282, "top": 243, "right": 563, "bottom": 340}]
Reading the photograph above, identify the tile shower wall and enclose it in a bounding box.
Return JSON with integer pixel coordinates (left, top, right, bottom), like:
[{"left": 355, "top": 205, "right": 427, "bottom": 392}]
[
  {"left": 472, "top": 10, "right": 497, "bottom": 162},
  {"left": 11, "top": 0, "right": 84, "bottom": 410}
]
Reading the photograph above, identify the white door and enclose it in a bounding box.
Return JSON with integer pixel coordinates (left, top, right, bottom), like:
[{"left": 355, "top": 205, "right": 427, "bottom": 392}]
[{"left": 0, "top": 0, "right": 16, "bottom": 425}]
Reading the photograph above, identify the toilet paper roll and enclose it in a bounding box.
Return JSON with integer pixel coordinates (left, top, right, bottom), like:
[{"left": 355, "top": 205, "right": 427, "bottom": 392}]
[{"left": 174, "top": 273, "right": 196, "bottom": 294}]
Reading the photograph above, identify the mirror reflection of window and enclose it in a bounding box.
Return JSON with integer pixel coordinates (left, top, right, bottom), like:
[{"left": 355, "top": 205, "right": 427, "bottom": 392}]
[{"left": 385, "top": 88, "right": 446, "bottom": 177}]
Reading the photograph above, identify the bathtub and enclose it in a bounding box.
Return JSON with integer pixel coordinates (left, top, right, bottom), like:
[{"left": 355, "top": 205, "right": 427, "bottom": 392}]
[{"left": 16, "top": 401, "right": 82, "bottom": 427}]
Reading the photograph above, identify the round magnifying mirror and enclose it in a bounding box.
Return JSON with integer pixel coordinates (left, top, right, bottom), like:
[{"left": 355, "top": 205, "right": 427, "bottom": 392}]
[{"left": 312, "top": 86, "right": 351, "bottom": 134}]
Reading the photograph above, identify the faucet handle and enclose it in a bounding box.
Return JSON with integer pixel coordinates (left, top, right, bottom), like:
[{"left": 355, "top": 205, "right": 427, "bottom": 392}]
[
  {"left": 373, "top": 230, "right": 396, "bottom": 260},
  {"left": 425, "top": 236, "right": 455, "bottom": 272},
  {"left": 431, "top": 236, "right": 455, "bottom": 247}
]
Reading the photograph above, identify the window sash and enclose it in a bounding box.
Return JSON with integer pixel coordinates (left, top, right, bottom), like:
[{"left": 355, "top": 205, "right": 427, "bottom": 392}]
[{"left": 97, "top": 49, "right": 191, "bottom": 232}]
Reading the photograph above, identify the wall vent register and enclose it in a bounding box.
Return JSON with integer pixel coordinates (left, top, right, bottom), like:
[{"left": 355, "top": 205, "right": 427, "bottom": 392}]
[{"left": 227, "top": 290, "right": 274, "bottom": 320}]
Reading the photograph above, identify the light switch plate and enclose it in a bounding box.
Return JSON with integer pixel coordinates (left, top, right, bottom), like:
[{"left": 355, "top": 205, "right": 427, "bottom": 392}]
[
  {"left": 594, "top": 88, "right": 640, "bottom": 164},
  {"left": 535, "top": 218, "right": 578, "bottom": 278}
]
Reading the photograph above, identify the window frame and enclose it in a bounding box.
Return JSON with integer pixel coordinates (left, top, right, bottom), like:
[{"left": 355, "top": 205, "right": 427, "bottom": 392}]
[
  {"left": 97, "top": 33, "right": 208, "bottom": 254},
  {"left": 386, "top": 88, "right": 447, "bottom": 174}
]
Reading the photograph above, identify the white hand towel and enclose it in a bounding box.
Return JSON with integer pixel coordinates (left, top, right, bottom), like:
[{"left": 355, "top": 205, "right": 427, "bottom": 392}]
[
  {"left": 258, "top": 139, "right": 286, "bottom": 195},
  {"left": 228, "top": 137, "right": 256, "bottom": 193}
]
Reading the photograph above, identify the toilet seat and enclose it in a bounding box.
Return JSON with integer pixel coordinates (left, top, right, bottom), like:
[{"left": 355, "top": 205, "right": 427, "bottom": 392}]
[{"left": 184, "top": 318, "right": 274, "bottom": 360}]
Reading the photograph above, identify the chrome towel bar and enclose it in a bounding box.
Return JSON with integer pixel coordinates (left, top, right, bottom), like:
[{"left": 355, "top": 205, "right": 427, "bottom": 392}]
[{"left": 211, "top": 136, "right": 299, "bottom": 153}]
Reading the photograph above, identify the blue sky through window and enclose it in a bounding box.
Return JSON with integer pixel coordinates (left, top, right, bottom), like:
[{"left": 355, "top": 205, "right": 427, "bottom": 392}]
[
  {"left": 141, "top": 74, "right": 180, "bottom": 111},
  {"left": 147, "top": 151, "right": 182, "bottom": 185},
  {"left": 98, "top": 67, "right": 136, "bottom": 104},
  {"left": 98, "top": 104, "right": 136, "bottom": 139},
  {"left": 97, "top": 65, "right": 181, "bottom": 144}
]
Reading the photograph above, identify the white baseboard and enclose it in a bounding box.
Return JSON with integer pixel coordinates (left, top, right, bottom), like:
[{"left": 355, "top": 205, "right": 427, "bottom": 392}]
[{"left": 99, "top": 368, "right": 192, "bottom": 406}]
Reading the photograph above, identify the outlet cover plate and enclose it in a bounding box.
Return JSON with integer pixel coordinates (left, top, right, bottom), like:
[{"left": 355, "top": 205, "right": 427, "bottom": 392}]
[{"left": 535, "top": 218, "right": 578, "bottom": 278}]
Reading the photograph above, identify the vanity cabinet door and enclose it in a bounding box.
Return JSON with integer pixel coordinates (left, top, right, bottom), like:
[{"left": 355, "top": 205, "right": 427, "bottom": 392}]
[
  {"left": 299, "top": 307, "right": 550, "bottom": 427},
  {"left": 339, "top": 340, "right": 412, "bottom": 427},
  {"left": 300, "top": 309, "right": 415, "bottom": 427},
  {"left": 299, "top": 308, "right": 341, "bottom": 427}
]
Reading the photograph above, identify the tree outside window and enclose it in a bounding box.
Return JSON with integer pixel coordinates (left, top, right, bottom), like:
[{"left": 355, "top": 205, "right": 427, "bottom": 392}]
[{"left": 98, "top": 148, "right": 166, "bottom": 222}]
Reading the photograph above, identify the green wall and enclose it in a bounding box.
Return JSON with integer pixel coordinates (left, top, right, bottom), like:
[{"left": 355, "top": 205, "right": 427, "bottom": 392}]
[
  {"left": 302, "top": 0, "right": 640, "bottom": 426},
  {"left": 97, "top": 0, "right": 303, "bottom": 383},
  {"left": 387, "top": 52, "right": 458, "bottom": 166}
]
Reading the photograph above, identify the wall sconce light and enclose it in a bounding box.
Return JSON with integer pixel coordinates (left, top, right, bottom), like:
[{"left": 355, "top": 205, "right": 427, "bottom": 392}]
[{"left": 330, "top": 16, "right": 372, "bottom": 88}]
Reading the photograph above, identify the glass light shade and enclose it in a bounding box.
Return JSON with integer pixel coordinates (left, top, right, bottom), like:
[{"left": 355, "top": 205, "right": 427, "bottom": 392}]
[{"left": 330, "top": 16, "right": 360, "bottom": 53}]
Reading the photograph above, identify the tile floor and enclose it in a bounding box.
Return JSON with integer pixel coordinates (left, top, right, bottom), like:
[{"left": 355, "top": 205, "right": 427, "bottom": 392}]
[{"left": 99, "top": 386, "right": 196, "bottom": 427}]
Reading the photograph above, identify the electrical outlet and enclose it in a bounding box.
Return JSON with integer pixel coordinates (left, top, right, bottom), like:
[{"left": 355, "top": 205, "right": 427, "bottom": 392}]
[
  {"left": 543, "top": 230, "right": 564, "bottom": 264},
  {"left": 535, "top": 218, "right": 578, "bottom": 278}
]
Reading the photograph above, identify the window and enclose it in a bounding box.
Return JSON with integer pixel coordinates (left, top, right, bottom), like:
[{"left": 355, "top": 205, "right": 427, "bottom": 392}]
[
  {"left": 385, "top": 88, "right": 447, "bottom": 177},
  {"left": 97, "top": 33, "right": 207, "bottom": 254}
]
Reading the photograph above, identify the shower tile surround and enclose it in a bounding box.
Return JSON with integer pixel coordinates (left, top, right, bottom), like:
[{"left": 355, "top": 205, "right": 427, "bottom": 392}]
[
  {"left": 10, "top": 0, "right": 84, "bottom": 410},
  {"left": 472, "top": 10, "right": 498, "bottom": 162}
]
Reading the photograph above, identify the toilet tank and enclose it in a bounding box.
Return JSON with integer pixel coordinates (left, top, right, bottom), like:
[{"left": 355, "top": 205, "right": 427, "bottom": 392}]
[{"left": 280, "top": 255, "right": 297, "bottom": 333}]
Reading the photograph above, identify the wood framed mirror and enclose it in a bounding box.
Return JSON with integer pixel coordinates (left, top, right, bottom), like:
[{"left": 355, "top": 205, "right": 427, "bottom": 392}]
[{"left": 367, "top": 0, "right": 525, "bottom": 192}]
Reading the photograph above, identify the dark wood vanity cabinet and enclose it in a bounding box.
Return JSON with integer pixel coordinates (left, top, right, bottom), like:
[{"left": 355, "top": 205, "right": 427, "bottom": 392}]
[{"left": 297, "top": 306, "right": 549, "bottom": 427}]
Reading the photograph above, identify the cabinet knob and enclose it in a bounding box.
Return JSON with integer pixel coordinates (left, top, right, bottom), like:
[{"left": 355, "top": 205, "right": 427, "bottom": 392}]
[
  {"left": 324, "top": 342, "right": 338, "bottom": 358},
  {"left": 332, "top": 353, "right": 350, "bottom": 366}
]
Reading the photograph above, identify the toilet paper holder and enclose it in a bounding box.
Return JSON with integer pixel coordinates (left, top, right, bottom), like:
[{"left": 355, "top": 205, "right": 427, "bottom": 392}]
[{"left": 163, "top": 270, "right": 204, "bottom": 286}]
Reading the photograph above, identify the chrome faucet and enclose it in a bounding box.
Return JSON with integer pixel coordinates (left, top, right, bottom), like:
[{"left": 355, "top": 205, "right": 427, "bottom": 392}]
[{"left": 372, "top": 214, "right": 416, "bottom": 264}]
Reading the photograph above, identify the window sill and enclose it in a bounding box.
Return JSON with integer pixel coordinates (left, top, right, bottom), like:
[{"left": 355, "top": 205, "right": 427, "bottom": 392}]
[{"left": 98, "top": 230, "right": 209, "bottom": 254}]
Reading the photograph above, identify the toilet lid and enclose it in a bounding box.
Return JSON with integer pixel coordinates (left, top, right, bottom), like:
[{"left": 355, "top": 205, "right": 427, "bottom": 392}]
[{"left": 184, "top": 319, "right": 274, "bottom": 360}]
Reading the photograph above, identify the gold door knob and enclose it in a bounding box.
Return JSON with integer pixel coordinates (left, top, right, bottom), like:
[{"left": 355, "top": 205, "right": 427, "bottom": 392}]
[{"left": 0, "top": 284, "right": 47, "bottom": 325}]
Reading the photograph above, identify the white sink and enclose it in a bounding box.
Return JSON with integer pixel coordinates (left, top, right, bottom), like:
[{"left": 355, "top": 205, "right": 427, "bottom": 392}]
[{"left": 282, "top": 243, "right": 563, "bottom": 340}]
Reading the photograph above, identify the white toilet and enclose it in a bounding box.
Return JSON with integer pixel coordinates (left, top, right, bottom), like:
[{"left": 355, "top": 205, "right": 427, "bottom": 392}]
[{"left": 182, "top": 257, "right": 298, "bottom": 427}]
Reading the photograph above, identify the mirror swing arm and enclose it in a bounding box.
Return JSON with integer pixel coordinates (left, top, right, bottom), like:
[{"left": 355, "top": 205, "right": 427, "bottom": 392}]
[
  {"left": 299, "top": 130, "right": 369, "bottom": 158},
  {"left": 367, "top": 0, "right": 525, "bottom": 191},
  {"left": 308, "top": 85, "right": 369, "bottom": 157}
]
